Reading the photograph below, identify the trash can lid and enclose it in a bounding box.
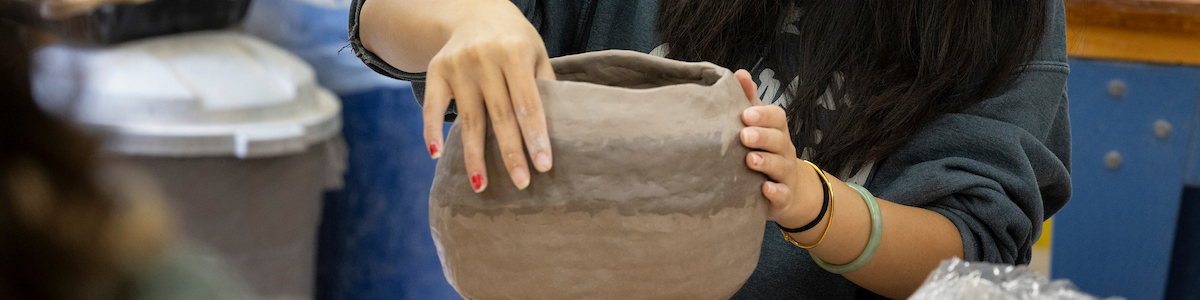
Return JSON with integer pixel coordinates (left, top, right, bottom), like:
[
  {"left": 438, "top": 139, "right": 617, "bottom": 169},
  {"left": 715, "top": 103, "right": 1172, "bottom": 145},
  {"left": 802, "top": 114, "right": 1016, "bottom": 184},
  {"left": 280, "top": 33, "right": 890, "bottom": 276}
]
[{"left": 33, "top": 31, "right": 341, "bottom": 158}]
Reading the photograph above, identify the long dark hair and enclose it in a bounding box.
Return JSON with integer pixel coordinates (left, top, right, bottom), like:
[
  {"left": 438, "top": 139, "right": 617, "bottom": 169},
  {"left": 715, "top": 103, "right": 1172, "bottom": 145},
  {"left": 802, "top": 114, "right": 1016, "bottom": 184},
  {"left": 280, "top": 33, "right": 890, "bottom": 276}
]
[{"left": 659, "top": 0, "right": 1047, "bottom": 173}]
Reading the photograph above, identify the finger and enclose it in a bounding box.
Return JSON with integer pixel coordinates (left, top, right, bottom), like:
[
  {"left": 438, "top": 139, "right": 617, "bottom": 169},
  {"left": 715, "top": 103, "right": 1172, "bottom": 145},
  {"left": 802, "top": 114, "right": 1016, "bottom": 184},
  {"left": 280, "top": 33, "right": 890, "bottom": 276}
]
[
  {"left": 454, "top": 85, "right": 490, "bottom": 193},
  {"left": 762, "top": 181, "right": 794, "bottom": 211},
  {"left": 740, "top": 126, "right": 793, "bottom": 154},
  {"left": 735, "top": 69, "right": 763, "bottom": 106},
  {"left": 535, "top": 54, "right": 556, "bottom": 81},
  {"left": 423, "top": 69, "right": 452, "bottom": 159},
  {"left": 742, "top": 105, "right": 788, "bottom": 131},
  {"left": 746, "top": 151, "right": 797, "bottom": 183},
  {"left": 479, "top": 67, "right": 533, "bottom": 190},
  {"left": 505, "top": 58, "right": 553, "bottom": 173}
]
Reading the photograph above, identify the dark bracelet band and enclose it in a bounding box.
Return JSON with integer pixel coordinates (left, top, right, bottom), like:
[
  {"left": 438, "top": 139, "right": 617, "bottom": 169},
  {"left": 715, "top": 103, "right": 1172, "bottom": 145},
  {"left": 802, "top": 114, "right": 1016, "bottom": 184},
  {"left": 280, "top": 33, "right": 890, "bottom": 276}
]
[{"left": 777, "top": 161, "right": 832, "bottom": 233}]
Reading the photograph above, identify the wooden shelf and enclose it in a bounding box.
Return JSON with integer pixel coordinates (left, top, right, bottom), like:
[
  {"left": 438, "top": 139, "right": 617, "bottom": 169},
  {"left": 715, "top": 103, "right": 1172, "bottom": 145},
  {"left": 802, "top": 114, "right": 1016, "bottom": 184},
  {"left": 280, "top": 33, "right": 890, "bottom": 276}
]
[{"left": 1065, "top": 0, "right": 1200, "bottom": 65}]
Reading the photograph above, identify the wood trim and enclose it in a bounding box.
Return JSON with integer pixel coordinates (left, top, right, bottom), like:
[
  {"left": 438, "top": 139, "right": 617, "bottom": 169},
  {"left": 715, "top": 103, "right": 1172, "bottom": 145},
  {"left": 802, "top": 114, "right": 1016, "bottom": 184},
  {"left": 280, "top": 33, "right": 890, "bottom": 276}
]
[
  {"left": 1065, "top": 0, "right": 1200, "bottom": 65},
  {"left": 1065, "top": 0, "right": 1200, "bottom": 33}
]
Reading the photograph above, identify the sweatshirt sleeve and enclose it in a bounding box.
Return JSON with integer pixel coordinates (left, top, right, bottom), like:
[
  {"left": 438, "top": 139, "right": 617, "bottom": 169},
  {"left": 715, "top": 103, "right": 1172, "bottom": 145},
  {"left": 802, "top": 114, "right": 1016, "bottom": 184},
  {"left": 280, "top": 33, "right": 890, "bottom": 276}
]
[
  {"left": 868, "top": 87, "right": 1071, "bottom": 264},
  {"left": 866, "top": 66, "right": 1071, "bottom": 265},
  {"left": 865, "top": 0, "right": 1071, "bottom": 265},
  {"left": 348, "top": 0, "right": 457, "bottom": 121}
]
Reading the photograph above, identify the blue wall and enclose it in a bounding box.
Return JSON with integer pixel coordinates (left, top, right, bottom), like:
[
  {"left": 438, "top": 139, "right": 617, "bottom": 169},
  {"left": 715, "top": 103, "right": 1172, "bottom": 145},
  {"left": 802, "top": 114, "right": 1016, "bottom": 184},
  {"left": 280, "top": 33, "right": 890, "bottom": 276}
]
[{"left": 1054, "top": 58, "right": 1200, "bottom": 300}]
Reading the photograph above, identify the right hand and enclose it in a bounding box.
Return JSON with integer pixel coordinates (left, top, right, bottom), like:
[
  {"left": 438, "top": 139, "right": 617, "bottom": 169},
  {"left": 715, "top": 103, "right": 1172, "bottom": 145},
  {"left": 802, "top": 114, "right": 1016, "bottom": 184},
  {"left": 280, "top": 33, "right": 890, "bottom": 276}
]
[{"left": 422, "top": 0, "right": 555, "bottom": 193}]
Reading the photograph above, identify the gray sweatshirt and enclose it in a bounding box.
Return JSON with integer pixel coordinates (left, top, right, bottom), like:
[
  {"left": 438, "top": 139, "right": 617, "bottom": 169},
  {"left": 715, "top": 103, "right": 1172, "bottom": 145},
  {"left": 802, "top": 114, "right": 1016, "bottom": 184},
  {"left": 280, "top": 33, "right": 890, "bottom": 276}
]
[{"left": 347, "top": 1, "right": 1072, "bottom": 299}]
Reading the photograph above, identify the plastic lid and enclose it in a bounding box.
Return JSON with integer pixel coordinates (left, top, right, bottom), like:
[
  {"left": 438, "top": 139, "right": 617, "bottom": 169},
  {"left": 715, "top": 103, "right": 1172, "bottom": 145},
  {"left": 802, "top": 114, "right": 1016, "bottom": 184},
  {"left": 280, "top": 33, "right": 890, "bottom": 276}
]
[{"left": 32, "top": 31, "right": 341, "bottom": 158}]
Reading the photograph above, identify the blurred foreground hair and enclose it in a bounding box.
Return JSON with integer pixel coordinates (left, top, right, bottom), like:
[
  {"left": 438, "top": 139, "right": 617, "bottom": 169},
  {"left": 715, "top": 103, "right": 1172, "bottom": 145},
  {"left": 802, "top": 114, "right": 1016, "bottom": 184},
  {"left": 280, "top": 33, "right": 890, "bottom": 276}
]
[{"left": 0, "top": 20, "right": 168, "bottom": 300}]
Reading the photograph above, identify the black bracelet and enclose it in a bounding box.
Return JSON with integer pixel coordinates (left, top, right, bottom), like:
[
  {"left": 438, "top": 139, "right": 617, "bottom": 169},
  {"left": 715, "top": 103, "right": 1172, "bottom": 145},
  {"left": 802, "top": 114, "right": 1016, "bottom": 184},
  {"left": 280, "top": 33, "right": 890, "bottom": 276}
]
[{"left": 777, "top": 168, "right": 832, "bottom": 233}]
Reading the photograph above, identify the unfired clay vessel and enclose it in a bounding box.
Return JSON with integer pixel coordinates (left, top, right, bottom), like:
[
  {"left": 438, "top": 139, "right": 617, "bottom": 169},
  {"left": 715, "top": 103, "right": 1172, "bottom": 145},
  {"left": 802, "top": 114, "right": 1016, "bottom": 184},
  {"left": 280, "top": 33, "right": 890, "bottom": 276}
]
[{"left": 430, "top": 50, "right": 768, "bottom": 300}]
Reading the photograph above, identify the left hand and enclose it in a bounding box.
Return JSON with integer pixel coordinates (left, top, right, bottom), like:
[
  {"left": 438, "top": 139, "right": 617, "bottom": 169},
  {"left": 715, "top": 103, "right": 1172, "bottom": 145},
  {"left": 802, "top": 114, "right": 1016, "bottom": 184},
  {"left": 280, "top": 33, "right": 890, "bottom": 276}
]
[{"left": 733, "top": 70, "right": 822, "bottom": 228}]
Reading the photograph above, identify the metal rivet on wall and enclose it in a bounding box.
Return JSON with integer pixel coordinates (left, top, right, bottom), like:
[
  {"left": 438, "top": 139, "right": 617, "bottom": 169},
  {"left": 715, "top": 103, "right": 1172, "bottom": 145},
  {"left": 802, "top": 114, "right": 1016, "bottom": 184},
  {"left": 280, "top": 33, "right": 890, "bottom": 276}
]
[
  {"left": 1104, "top": 150, "right": 1123, "bottom": 170},
  {"left": 1108, "top": 79, "right": 1126, "bottom": 98},
  {"left": 1154, "top": 120, "right": 1172, "bottom": 139}
]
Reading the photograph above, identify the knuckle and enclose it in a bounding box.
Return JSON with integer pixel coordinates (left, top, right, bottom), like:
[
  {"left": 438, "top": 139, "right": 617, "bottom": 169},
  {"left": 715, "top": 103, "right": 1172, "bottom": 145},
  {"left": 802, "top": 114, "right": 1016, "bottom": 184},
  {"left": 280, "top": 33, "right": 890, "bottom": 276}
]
[
  {"left": 488, "top": 107, "right": 515, "bottom": 124},
  {"left": 429, "top": 55, "right": 448, "bottom": 70},
  {"left": 496, "top": 36, "right": 527, "bottom": 50},
  {"left": 757, "top": 128, "right": 773, "bottom": 144},
  {"left": 491, "top": 41, "right": 521, "bottom": 62},
  {"left": 441, "top": 47, "right": 483, "bottom": 68},
  {"left": 501, "top": 152, "right": 518, "bottom": 167},
  {"left": 462, "top": 46, "right": 486, "bottom": 64},
  {"left": 459, "top": 115, "right": 486, "bottom": 132},
  {"left": 759, "top": 154, "right": 773, "bottom": 168},
  {"left": 499, "top": 145, "right": 524, "bottom": 166},
  {"left": 423, "top": 113, "right": 443, "bottom": 125},
  {"left": 513, "top": 103, "right": 532, "bottom": 119},
  {"left": 433, "top": 53, "right": 464, "bottom": 72},
  {"left": 771, "top": 155, "right": 786, "bottom": 169}
]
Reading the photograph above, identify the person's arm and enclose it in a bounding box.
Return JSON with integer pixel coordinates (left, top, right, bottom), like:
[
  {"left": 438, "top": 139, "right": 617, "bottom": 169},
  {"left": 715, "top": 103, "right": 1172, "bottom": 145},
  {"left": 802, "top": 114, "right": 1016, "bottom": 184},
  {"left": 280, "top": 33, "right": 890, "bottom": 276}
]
[
  {"left": 732, "top": 69, "right": 1068, "bottom": 299},
  {"left": 731, "top": 79, "right": 959, "bottom": 297},
  {"left": 766, "top": 160, "right": 963, "bottom": 299},
  {"left": 356, "top": 0, "right": 556, "bottom": 191}
]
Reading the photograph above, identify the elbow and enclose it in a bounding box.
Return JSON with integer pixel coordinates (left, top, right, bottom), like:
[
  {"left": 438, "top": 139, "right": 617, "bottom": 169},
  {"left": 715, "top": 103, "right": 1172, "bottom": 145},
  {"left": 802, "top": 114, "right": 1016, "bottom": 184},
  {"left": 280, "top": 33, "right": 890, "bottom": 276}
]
[{"left": 358, "top": 0, "right": 438, "bottom": 73}]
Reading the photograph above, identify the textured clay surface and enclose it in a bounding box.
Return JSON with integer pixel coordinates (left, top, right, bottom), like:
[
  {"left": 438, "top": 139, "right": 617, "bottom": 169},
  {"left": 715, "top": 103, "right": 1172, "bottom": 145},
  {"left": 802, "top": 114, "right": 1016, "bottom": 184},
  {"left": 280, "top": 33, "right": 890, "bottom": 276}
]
[{"left": 430, "top": 50, "right": 768, "bottom": 300}]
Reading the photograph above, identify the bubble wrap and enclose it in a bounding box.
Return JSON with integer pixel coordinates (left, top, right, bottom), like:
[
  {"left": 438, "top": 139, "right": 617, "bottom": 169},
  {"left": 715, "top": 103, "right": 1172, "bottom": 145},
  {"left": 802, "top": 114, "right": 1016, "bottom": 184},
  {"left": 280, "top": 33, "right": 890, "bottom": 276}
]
[{"left": 908, "top": 258, "right": 1125, "bottom": 300}]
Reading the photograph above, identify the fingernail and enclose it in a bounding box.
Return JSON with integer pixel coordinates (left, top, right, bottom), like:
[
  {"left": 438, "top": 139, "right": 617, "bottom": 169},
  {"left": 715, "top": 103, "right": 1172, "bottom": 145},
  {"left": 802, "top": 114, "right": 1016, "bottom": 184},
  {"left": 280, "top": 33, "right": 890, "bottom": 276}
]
[
  {"left": 742, "top": 128, "right": 758, "bottom": 144},
  {"left": 428, "top": 143, "right": 440, "bottom": 158},
  {"left": 534, "top": 152, "right": 552, "bottom": 172},
  {"left": 744, "top": 109, "right": 760, "bottom": 123},
  {"left": 470, "top": 173, "right": 486, "bottom": 192},
  {"left": 750, "top": 153, "right": 763, "bottom": 166},
  {"left": 512, "top": 167, "right": 530, "bottom": 190}
]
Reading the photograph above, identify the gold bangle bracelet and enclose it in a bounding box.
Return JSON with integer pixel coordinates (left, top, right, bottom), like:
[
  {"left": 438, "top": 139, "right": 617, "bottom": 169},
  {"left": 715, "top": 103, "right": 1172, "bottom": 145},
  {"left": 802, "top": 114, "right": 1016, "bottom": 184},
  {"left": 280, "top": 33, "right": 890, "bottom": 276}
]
[{"left": 782, "top": 159, "right": 834, "bottom": 249}]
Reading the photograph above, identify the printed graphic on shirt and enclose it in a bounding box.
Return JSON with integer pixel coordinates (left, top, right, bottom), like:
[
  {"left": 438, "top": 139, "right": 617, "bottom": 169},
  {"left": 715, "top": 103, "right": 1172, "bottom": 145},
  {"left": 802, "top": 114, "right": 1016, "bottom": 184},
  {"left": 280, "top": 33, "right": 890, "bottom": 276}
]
[{"left": 649, "top": 33, "right": 874, "bottom": 185}]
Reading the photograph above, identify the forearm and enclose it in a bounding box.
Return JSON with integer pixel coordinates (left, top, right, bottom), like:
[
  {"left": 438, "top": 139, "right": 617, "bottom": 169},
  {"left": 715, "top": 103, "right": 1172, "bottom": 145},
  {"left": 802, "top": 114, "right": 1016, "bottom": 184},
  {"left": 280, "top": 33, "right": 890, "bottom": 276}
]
[
  {"left": 359, "top": 0, "right": 518, "bottom": 73},
  {"left": 783, "top": 170, "right": 963, "bottom": 299}
]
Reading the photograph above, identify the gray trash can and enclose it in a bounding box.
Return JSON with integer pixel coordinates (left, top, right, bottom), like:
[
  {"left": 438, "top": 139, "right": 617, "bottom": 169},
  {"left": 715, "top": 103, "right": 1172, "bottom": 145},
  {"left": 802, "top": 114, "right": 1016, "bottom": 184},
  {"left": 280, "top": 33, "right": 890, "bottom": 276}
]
[{"left": 32, "top": 31, "right": 345, "bottom": 300}]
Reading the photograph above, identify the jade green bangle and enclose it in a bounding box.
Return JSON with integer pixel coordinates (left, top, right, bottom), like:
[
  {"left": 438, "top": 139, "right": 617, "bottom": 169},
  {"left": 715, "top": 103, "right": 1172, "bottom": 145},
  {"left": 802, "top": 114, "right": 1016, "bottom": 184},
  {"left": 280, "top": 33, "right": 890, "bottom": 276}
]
[{"left": 810, "top": 182, "right": 882, "bottom": 274}]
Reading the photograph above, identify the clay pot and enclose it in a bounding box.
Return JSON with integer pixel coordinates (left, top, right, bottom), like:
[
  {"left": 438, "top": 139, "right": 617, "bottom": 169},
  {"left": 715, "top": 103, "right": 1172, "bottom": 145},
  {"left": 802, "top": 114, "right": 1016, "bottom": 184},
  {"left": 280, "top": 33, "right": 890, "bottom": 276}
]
[{"left": 430, "top": 50, "right": 768, "bottom": 300}]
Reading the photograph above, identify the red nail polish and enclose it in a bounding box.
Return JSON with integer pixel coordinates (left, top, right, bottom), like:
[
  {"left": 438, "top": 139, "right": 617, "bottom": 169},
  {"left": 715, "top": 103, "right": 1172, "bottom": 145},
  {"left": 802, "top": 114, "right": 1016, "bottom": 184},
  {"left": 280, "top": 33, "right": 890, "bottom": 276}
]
[
  {"left": 470, "top": 173, "right": 484, "bottom": 191},
  {"left": 753, "top": 153, "right": 762, "bottom": 166},
  {"left": 429, "top": 143, "right": 439, "bottom": 156}
]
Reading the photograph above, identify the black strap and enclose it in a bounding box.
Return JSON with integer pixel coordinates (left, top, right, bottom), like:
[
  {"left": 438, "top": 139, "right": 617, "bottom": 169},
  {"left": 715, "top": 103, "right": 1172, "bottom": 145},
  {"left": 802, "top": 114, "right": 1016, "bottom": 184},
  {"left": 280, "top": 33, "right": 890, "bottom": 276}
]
[{"left": 778, "top": 170, "right": 832, "bottom": 233}]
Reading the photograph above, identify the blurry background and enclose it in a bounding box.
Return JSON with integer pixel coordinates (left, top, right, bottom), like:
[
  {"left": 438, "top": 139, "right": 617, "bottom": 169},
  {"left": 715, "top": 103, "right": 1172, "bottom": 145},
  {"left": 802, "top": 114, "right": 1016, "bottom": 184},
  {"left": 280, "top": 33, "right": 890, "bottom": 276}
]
[
  {"left": 1049, "top": 1, "right": 1200, "bottom": 300},
  {"left": 5, "top": 0, "right": 461, "bottom": 299},
  {"left": 3, "top": 0, "right": 1200, "bottom": 299}
]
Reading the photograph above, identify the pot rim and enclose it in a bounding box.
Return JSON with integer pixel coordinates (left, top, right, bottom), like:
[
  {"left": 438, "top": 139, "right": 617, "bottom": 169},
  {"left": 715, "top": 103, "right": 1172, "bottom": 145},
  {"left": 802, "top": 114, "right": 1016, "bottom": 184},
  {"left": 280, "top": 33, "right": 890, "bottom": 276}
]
[{"left": 536, "top": 49, "right": 736, "bottom": 97}]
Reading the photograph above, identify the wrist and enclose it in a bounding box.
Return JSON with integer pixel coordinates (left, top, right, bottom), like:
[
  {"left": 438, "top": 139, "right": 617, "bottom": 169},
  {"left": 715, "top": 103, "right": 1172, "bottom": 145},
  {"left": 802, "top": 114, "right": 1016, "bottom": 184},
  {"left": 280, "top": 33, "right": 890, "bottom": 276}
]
[{"left": 776, "top": 159, "right": 828, "bottom": 230}]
